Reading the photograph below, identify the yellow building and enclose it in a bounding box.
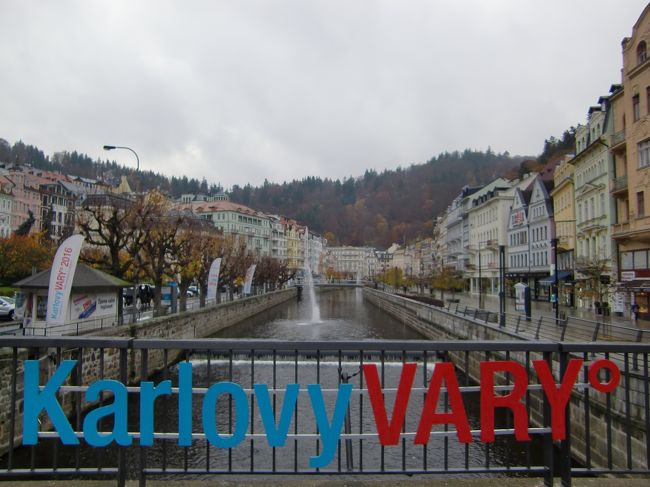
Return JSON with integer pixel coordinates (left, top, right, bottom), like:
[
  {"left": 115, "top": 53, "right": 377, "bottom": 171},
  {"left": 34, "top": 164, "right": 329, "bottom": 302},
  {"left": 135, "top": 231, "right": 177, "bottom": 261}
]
[
  {"left": 550, "top": 155, "right": 576, "bottom": 306},
  {"left": 610, "top": 4, "right": 650, "bottom": 320}
]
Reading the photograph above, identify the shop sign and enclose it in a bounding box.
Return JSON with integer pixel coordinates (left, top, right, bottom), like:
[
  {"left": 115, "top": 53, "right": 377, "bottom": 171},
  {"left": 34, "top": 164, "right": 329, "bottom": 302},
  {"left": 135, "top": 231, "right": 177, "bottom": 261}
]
[{"left": 621, "top": 271, "right": 636, "bottom": 282}]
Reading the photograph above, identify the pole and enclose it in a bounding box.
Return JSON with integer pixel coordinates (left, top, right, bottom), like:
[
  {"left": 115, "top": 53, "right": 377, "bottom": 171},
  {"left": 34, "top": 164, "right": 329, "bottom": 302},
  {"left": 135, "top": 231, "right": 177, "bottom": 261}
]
[
  {"left": 478, "top": 250, "right": 483, "bottom": 309},
  {"left": 552, "top": 237, "right": 559, "bottom": 325},
  {"left": 499, "top": 245, "right": 506, "bottom": 327}
]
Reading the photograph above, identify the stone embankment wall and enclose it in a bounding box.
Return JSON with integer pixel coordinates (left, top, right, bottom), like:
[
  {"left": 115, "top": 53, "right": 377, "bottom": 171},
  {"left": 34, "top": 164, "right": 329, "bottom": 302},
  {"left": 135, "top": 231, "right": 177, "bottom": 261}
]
[
  {"left": 363, "top": 288, "right": 648, "bottom": 471},
  {"left": 0, "top": 288, "right": 297, "bottom": 455}
]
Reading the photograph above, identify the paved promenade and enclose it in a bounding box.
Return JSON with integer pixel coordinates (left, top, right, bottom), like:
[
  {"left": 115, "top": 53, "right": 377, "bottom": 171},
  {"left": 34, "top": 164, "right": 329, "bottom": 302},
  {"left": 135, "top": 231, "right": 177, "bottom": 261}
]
[{"left": 440, "top": 292, "right": 648, "bottom": 329}]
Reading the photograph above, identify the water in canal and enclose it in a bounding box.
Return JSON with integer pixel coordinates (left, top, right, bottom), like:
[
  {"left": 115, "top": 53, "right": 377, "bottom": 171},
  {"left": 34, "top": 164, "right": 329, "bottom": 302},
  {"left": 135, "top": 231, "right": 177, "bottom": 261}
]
[{"left": 6, "top": 288, "right": 549, "bottom": 478}]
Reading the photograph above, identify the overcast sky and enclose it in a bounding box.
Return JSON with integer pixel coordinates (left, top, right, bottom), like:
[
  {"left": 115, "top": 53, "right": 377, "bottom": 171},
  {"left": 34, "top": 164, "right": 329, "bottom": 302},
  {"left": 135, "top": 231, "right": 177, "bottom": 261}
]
[{"left": 1, "top": 1, "right": 647, "bottom": 189}]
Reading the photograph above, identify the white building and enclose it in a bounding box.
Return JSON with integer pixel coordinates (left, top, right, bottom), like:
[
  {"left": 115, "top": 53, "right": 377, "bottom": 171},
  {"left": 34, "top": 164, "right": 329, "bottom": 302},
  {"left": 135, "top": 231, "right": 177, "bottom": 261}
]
[
  {"left": 571, "top": 99, "right": 616, "bottom": 308},
  {"left": 0, "top": 176, "right": 14, "bottom": 237},
  {"left": 467, "top": 178, "right": 514, "bottom": 295},
  {"left": 268, "top": 215, "right": 288, "bottom": 262},
  {"left": 304, "top": 229, "right": 326, "bottom": 275},
  {"left": 180, "top": 200, "right": 273, "bottom": 257},
  {"left": 445, "top": 186, "right": 481, "bottom": 272},
  {"left": 527, "top": 175, "right": 556, "bottom": 300},
  {"left": 325, "top": 246, "right": 377, "bottom": 279},
  {"left": 464, "top": 174, "right": 540, "bottom": 297}
]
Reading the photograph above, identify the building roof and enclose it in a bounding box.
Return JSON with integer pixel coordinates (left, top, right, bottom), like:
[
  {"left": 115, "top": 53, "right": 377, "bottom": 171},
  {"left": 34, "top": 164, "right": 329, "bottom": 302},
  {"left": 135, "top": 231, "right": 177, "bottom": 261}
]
[
  {"left": 14, "top": 264, "right": 131, "bottom": 289},
  {"left": 181, "top": 199, "right": 265, "bottom": 218}
]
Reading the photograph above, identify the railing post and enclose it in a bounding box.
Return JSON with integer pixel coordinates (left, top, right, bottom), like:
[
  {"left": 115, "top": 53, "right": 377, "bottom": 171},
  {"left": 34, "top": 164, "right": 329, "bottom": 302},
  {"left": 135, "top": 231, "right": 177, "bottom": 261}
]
[
  {"left": 535, "top": 316, "right": 544, "bottom": 340},
  {"left": 118, "top": 347, "right": 128, "bottom": 487},
  {"left": 591, "top": 321, "right": 601, "bottom": 342},
  {"left": 140, "top": 348, "right": 149, "bottom": 487},
  {"left": 340, "top": 371, "right": 354, "bottom": 471},
  {"left": 515, "top": 315, "right": 522, "bottom": 334},
  {"left": 559, "top": 350, "right": 572, "bottom": 486},
  {"left": 560, "top": 317, "right": 569, "bottom": 341},
  {"left": 543, "top": 350, "right": 555, "bottom": 486}
]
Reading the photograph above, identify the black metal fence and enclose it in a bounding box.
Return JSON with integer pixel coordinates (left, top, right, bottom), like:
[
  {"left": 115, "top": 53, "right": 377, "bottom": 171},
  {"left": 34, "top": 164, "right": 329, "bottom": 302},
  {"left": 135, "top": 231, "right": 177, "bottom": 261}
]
[
  {"left": 445, "top": 301, "right": 650, "bottom": 343},
  {"left": 0, "top": 337, "right": 648, "bottom": 486}
]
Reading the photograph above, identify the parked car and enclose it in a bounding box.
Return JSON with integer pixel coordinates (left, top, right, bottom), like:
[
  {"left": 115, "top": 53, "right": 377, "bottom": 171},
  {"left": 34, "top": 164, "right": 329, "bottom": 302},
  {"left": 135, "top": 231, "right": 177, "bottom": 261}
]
[
  {"left": 188, "top": 285, "right": 200, "bottom": 297},
  {"left": 0, "top": 297, "right": 15, "bottom": 321}
]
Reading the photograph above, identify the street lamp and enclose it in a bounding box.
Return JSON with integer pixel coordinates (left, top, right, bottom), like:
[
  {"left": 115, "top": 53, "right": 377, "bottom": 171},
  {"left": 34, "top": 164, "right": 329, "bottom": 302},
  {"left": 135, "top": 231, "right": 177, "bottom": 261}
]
[{"left": 103, "top": 145, "right": 140, "bottom": 172}]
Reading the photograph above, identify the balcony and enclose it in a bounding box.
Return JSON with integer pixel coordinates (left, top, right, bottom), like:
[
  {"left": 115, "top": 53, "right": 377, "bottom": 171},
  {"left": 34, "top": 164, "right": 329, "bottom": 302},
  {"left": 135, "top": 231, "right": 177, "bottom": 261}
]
[
  {"left": 610, "top": 129, "right": 626, "bottom": 151},
  {"left": 610, "top": 175, "right": 628, "bottom": 197},
  {"left": 576, "top": 215, "right": 607, "bottom": 234},
  {"left": 612, "top": 215, "right": 650, "bottom": 241}
]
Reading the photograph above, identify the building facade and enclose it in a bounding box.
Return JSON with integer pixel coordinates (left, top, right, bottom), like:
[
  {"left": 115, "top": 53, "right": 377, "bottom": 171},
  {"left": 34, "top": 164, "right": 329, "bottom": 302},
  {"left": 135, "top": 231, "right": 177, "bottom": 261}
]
[
  {"left": 571, "top": 99, "right": 616, "bottom": 309},
  {"left": 550, "top": 155, "right": 576, "bottom": 306},
  {"left": 610, "top": 5, "right": 650, "bottom": 320},
  {"left": 0, "top": 176, "right": 14, "bottom": 238}
]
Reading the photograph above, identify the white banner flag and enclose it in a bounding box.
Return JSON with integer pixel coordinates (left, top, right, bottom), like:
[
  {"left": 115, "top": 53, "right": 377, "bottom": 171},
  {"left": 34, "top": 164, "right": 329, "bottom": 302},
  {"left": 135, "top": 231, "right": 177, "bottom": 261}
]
[
  {"left": 206, "top": 257, "right": 222, "bottom": 302},
  {"left": 47, "top": 234, "right": 84, "bottom": 325},
  {"left": 243, "top": 264, "right": 256, "bottom": 295}
]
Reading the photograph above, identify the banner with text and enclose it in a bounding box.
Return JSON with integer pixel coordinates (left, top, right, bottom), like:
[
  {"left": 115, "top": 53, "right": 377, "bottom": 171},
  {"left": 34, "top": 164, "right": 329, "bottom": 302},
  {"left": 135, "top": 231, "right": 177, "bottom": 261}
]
[
  {"left": 243, "top": 264, "right": 256, "bottom": 295},
  {"left": 47, "top": 234, "right": 84, "bottom": 325},
  {"left": 207, "top": 258, "right": 222, "bottom": 302}
]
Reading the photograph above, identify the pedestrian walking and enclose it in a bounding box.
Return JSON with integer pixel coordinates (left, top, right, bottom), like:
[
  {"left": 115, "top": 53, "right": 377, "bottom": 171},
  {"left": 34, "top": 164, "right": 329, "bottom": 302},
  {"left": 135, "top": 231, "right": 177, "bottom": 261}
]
[{"left": 632, "top": 303, "right": 640, "bottom": 322}]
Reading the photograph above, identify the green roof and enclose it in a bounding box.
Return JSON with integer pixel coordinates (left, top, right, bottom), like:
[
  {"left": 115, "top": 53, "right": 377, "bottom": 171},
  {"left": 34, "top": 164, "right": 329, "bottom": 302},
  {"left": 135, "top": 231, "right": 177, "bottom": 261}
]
[{"left": 14, "top": 264, "right": 132, "bottom": 290}]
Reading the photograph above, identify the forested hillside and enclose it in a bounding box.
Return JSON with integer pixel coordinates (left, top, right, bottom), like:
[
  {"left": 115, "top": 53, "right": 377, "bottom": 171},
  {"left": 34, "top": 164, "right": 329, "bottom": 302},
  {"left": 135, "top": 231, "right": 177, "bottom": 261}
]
[
  {"left": 0, "top": 138, "right": 223, "bottom": 196},
  {"left": 230, "top": 149, "right": 523, "bottom": 247}
]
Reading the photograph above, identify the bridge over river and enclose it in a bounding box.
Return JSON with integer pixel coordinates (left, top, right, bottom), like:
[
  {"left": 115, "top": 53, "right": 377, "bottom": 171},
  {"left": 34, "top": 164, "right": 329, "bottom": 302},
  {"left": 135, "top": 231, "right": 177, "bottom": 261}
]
[{"left": 0, "top": 286, "right": 648, "bottom": 486}]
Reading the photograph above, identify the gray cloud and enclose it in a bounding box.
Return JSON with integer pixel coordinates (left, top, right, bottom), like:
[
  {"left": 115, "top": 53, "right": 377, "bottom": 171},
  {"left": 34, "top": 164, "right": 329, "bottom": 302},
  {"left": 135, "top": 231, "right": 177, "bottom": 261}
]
[{"left": 1, "top": 0, "right": 647, "bottom": 188}]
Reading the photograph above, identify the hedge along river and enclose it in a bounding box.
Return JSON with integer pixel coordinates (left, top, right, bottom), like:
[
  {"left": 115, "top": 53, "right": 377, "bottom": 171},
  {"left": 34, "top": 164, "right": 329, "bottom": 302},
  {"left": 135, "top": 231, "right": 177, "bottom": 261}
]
[{"left": 7, "top": 288, "right": 556, "bottom": 478}]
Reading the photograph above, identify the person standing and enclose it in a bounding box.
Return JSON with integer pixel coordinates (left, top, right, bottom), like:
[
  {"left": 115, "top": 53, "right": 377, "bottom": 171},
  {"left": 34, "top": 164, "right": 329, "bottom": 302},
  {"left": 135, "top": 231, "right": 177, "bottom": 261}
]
[{"left": 632, "top": 302, "right": 640, "bottom": 322}]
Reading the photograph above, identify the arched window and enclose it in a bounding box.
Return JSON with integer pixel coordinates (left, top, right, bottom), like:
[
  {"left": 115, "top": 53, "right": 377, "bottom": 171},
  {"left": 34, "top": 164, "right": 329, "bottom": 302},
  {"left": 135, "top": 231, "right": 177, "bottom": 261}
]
[{"left": 638, "top": 40, "right": 647, "bottom": 65}]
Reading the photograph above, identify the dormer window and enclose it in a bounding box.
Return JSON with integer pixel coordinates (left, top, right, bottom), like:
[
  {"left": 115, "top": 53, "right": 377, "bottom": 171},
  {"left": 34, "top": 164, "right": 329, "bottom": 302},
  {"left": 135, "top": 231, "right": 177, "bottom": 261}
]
[{"left": 638, "top": 40, "right": 647, "bottom": 65}]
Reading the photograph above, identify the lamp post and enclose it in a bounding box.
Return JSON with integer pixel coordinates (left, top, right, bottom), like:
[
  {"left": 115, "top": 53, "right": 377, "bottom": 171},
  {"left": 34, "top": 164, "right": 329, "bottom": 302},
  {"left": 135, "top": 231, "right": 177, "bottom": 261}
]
[
  {"left": 551, "top": 237, "right": 559, "bottom": 324},
  {"left": 103, "top": 145, "right": 140, "bottom": 172}
]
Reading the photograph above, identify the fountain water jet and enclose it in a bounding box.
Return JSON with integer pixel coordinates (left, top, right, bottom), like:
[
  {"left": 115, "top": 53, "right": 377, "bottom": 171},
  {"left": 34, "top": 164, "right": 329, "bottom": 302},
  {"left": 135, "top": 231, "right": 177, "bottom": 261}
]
[{"left": 303, "top": 266, "right": 321, "bottom": 323}]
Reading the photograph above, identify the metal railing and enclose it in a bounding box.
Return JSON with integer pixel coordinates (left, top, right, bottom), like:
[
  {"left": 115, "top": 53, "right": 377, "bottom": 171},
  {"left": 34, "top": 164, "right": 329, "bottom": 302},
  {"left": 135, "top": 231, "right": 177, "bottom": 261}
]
[
  {"left": 0, "top": 337, "right": 648, "bottom": 486},
  {"left": 611, "top": 175, "right": 628, "bottom": 194},
  {"left": 445, "top": 301, "right": 650, "bottom": 344}
]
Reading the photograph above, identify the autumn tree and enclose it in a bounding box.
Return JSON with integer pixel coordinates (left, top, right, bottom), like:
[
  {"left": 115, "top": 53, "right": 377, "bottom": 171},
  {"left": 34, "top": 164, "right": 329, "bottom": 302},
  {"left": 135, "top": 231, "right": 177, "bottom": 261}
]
[
  {"left": 218, "top": 236, "right": 255, "bottom": 296},
  {"left": 0, "top": 233, "right": 54, "bottom": 285},
  {"left": 432, "top": 266, "right": 465, "bottom": 300},
  {"left": 135, "top": 191, "right": 185, "bottom": 314},
  {"left": 172, "top": 216, "right": 222, "bottom": 311},
  {"left": 77, "top": 193, "right": 147, "bottom": 279},
  {"left": 575, "top": 256, "right": 612, "bottom": 305}
]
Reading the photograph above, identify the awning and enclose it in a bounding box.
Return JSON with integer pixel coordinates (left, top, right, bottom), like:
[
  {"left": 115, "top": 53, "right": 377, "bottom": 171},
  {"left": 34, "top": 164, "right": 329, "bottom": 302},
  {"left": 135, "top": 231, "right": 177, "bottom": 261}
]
[
  {"left": 618, "top": 279, "right": 650, "bottom": 292},
  {"left": 539, "top": 271, "right": 573, "bottom": 286}
]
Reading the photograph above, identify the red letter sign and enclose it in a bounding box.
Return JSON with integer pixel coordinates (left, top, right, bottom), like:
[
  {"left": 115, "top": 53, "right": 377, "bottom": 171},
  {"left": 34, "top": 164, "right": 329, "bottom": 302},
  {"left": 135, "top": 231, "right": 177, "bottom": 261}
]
[
  {"left": 533, "top": 358, "right": 582, "bottom": 440},
  {"left": 363, "top": 363, "right": 416, "bottom": 445},
  {"left": 415, "top": 362, "right": 472, "bottom": 444},
  {"left": 480, "top": 361, "right": 530, "bottom": 442}
]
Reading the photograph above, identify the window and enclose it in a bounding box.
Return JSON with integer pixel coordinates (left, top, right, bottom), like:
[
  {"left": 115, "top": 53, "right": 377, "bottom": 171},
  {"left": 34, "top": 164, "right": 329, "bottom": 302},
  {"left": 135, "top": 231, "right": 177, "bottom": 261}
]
[
  {"left": 638, "top": 191, "right": 645, "bottom": 218},
  {"left": 647, "top": 87, "right": 650, "bottom": 115},
  {"left": 640, "top": 139, "right": 650, "bottom": 168},
  {"left": 600, "top": 193, "right": 605, "bottom": 216},
  {"left": 638, "top": 40, "right": 647, "bottom": 65},
  {"left": 633, "top": 95, "right": 641, "bottom": 121},
  {"left": 634, "top": 250, "right": 648, "bottom": 270}
]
